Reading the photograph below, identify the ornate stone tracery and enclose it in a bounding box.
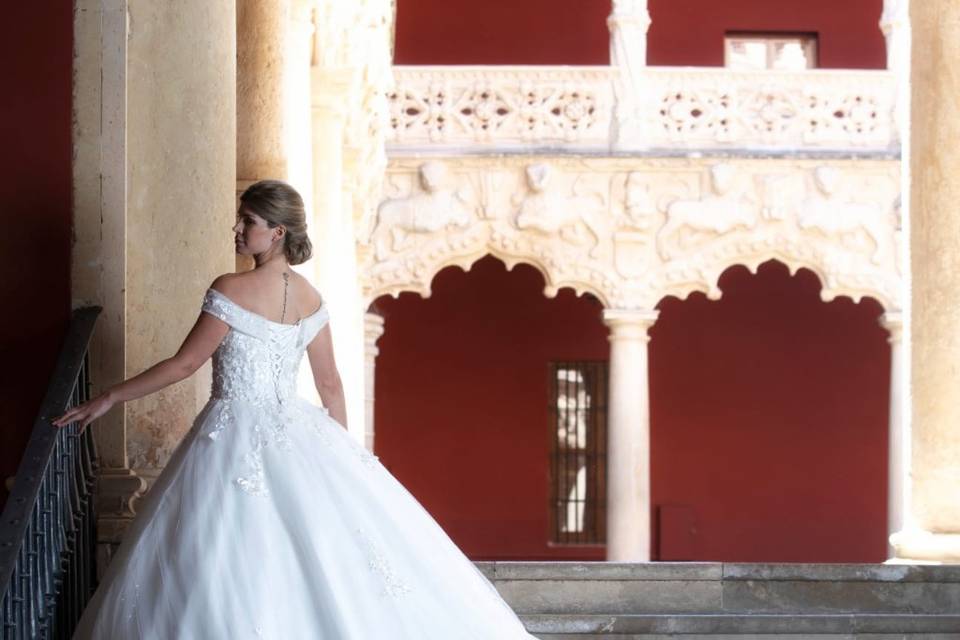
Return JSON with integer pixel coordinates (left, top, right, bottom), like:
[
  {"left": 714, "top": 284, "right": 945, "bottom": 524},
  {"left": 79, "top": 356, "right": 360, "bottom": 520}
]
[{"left": 361, "top": 157, "right": 901, "bottom": 312}]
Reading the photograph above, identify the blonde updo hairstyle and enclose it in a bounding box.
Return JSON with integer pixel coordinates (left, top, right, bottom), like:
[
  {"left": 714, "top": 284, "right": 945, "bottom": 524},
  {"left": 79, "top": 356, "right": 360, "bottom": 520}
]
[{"left": 239, "top": 180, "right": 313, "bottom": 265}]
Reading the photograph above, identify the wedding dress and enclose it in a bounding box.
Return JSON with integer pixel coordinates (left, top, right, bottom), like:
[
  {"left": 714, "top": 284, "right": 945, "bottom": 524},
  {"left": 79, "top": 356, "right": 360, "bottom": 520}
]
[{"left": 73, "top": 288, "right": 537, "bottom": 639}]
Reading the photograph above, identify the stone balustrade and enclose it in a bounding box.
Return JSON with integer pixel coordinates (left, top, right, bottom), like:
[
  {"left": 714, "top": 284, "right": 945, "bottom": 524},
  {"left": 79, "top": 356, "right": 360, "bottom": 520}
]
[{"left": 386, "top": 66, "right": 898, "bottom": 153}]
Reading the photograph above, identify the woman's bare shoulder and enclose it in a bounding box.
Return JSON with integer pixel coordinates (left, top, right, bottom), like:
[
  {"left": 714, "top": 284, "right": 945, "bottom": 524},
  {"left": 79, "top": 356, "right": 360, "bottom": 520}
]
[
  {"left": 291, "top": 272, "right": 324, "bottom": 309},
  {"left": 209, "top": 272, "right": 245, "bottom": 296}
]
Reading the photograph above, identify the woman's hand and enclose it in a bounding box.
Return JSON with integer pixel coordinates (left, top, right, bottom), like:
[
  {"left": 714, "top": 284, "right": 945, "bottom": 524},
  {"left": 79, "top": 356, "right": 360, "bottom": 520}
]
[{"left": 51, "top": 393, "right": 115, "bottom": 432}]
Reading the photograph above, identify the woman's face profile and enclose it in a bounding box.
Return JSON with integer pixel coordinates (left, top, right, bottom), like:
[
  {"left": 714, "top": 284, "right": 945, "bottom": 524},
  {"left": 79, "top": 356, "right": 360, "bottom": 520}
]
[{"left": 232, "top": 205, "right": 278, "bottom": 256}]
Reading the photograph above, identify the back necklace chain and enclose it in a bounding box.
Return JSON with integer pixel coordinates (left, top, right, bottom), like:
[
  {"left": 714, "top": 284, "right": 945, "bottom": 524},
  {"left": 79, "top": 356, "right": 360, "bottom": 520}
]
[{"left": 280, "top": 271, "right": 290, "bottom": 324}]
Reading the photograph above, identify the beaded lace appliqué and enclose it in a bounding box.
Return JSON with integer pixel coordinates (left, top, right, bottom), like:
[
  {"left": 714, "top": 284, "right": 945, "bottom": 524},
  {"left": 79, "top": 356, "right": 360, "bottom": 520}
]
[
  {"left": 201, "top": 288, "right": 381, "bottom": 497},
  {"left": 356, "top": 529, "right": 413, "bottom": 598}
]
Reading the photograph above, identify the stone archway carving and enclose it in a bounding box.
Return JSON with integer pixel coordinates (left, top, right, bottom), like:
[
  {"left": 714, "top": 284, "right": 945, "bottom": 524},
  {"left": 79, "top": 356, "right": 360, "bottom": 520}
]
[{"left": 360, "top": 156, "right": 901, "bottom": 313}]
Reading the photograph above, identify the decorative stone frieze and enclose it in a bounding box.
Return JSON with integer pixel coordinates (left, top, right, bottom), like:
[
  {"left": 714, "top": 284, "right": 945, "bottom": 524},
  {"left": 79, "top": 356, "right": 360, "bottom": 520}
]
[
  {"left": 386, "top": 66, "right": 897, "bottom": 153},
  {"left": 635, "top": 68, "right": 897, "bottom": 151},
  {"left": 361, "top": 156, "right": 901, "bottom": 312},
  {"left": 387, "top": 66, "right": 615, "bottom": 149}
]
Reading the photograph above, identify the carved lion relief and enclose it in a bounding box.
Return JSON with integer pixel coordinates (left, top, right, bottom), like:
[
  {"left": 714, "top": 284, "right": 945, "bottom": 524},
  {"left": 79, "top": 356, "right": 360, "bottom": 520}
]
[
  {"left": 370, "top": 161, "right": 475, "bottom": 259},
  {"left": 797, "top": 166, "right": 890, "bottom": 264},
  {"left": 512, "top": 163, "right": 608, "bottom": 257},
  {"left": 657, "top": 163, "right": 759, "bottom": 260}
]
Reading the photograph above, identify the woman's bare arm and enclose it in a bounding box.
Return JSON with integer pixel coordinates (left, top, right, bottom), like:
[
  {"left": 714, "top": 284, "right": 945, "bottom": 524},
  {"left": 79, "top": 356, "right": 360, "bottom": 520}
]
[
  {"left": 306, "top": 323, "right": 347, "bottom": 429},
  {"left": 52, "top": 310, "right": 229, "bottom": 430}
]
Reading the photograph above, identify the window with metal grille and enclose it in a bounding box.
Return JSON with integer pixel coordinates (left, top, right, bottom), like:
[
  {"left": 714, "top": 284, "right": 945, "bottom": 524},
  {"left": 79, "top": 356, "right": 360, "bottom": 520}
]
[
  {"left": 724, "top": 32, "right": 818, "bottom": 71},
  {"left": 549, "top": 361, "right": 607, "bottom": 545}
]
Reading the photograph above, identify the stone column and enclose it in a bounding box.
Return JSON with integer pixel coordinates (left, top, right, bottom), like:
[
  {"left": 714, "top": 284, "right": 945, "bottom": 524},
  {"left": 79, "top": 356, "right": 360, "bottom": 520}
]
[
  {"left": 603, "top": 308, "right": 658, "bottom": 561},
  {"left": 237, "top": 0, "right": 317, "bottom": 272},
  {"left": 363, "top": 312, "right": 385, "bottom": 451},
  {"left": 607, "top": 0, "right": 650, "bottom": 71},
  {"left": 891, "top": 0, "right": 960, "bottom": 563},
  {"left": 237, "top": 0, "right": 286, "bottom": 182},
  {"left": 72, "top": 0, "right": 237, "bottom": 558},
  {"left": 880, "top": 0, "right": 910, "bottom": 72},
  {"left": 879, "top": 311, "right": 908, "bottom": 559},
  {"left": 880, "top": 0, "right": 911, "bottom": 148},
  {"left": 607, "top": 0, "right": 650, "bottom": 150},
  {"left": 311, "top": 66, "right": 366, "bottom": 441}
]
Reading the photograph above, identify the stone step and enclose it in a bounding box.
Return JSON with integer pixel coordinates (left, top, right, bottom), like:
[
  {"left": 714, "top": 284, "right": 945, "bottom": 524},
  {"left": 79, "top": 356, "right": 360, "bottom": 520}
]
[
  {"left": 521, "top": 613, "right": 960, "bottom": 638},
  {"left": 476, "top": 562, "right": 960, "bottom": 616}
]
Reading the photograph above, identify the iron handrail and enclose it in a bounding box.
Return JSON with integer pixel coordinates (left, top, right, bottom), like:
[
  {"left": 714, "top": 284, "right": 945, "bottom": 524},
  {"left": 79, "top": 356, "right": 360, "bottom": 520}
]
[{"left": 0, "top": 306, "right": 102, "bottom": 639}]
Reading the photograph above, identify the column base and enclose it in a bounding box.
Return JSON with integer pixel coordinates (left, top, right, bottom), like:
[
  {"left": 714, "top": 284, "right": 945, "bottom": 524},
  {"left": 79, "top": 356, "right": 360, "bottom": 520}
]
[
  {"left": 889, "top": 529, "right": 960, "bottom": 564},
  {"left": 94, "top": 466, "right": 148, "bottom": 577}
]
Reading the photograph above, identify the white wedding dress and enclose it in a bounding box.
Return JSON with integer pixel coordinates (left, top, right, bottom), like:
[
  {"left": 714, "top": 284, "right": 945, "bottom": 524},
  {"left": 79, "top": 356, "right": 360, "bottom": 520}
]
[{"left": 73, "top": 288, "right": 537, "bottom": 639}]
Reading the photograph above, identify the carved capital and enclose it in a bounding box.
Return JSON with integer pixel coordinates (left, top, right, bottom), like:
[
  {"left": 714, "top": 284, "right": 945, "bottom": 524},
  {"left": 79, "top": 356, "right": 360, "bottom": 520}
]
[
  {"left": 603, "top": 308, "right": 659, "bottom": 343},
  {"left": 364, "top": 312, "right": 385, "bottom": 358},
  {"left": 879, "top": 310, "right": 904, "bottom": 344}
]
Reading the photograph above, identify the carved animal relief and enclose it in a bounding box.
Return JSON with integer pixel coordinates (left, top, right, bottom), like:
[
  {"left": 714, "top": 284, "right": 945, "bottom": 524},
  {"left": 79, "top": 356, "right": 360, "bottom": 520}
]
[{"left": 362, "top": 157, "right": 901, "bottom": 312}]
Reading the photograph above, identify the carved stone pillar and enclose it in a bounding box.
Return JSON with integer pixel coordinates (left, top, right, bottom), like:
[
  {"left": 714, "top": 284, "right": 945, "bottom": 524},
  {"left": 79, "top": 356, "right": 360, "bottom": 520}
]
[
  {"left": 879, "top": 311, "right": 908, "bottom": 559},
  {"left": 73, "top": 0, "right": 133, "bottom": 515},
  {"left": 879, "top": 0, "right": 911, "bottom": 146},
  {"left": 363, "top": 312, "right": 385, "bottom": 452},
  {"left": 607, "top": 0, "right": 650, "bottom": 72},
  {"left": 311, "top": 66, "right": 365, "bottom": 439},
  {"left": 880, "top": 0, "right": 910, "bottom": 73},
  {"left": 603, "top": 308, "right": 658, "bottom": 561},
  {"left": 891, "top": 0, "right": 960, "bottom": 563},
  {"left": 607, "top": 0, "right": 650, "bottom": 148}
]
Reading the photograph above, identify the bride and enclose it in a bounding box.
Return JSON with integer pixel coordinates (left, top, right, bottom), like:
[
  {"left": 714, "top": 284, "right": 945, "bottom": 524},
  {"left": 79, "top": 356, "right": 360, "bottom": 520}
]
[{"left": 54, "top": 180, "right": 537, "bottom": 639}]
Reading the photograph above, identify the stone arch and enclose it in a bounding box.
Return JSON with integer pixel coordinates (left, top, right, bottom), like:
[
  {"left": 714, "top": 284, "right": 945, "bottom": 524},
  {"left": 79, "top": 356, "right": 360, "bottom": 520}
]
[
  {"left": 648, "top": 258, "right": 892, "bottom": 561},
  {"left": 655, "top": 250, "right": 900, "bottom": 312},
  {"left": 363, "top": 248, "right": 612, "bottom": 309}
]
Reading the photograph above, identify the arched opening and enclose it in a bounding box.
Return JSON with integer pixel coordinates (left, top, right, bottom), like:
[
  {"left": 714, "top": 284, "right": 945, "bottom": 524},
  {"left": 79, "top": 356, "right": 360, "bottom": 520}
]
[
  {"left": 650, "top": 259, "right": 890, "bottom": 562},
  {"left": 372, "top": 255, "right": 609, "bottom": 560}
]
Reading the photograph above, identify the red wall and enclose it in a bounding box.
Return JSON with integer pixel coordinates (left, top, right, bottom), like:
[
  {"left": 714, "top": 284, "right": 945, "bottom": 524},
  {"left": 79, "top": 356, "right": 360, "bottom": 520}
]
[
  {"left": 650, "top": 261, "right": 889, "bottom": 562},
  {"left": 374, "top": 257, "right": 889, "bottom": 562},
  {"left": 394, "top": 0, "right": 885, "bottom": 69},
  {"left": 375, "top": 257, "right": 610, "bottom": 560},
  {"left": 648, "top": 0, "right": 885, "bottom": 68},
  {"left": 0, "top": 6, "right": 73, "bottom": 506},
  {"left": 394, "top": 0, "right": 611, "bottom": 65}
]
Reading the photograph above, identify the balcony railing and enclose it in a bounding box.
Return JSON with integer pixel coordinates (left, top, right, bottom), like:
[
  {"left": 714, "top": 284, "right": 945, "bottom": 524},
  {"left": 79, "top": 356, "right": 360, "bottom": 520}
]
[{"left": 387, "top": 65, "right": 898, "bottom": 153}]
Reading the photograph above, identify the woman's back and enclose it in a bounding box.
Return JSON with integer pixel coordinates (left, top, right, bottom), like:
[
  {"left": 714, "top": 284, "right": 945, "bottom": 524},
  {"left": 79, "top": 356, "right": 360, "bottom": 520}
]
[{"left": 211, "top": 269, "right": 323, "bottom": 326}]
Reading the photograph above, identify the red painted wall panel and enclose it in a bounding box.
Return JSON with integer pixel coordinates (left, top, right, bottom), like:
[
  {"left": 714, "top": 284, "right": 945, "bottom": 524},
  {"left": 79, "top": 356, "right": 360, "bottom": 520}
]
[
  {"left": 394, "top": 0, "right": 611, "bottom": 65},
  {"left": 374, "top": 257, "right": 609, "bottom": 560},
  {"left": 394, "top": 0, "right": 885, "bottom": 69},
  {"left": 649, "top": 261, "right": 889, "bottom": 562},
  {"left": 0, "top": 6, "right": 73, "bottom": 506},
  {"left": 647, "top": 0, "right": 885, "bottom": 68},
  {"left": 375, "top": 257, "right": 889, "bottom": 562}
]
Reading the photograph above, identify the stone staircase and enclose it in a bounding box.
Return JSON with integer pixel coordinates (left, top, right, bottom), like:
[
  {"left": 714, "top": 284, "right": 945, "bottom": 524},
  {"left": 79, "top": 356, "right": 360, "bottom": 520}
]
[{"left": 475, "top": 562, "right": 960, "bottom": 639}]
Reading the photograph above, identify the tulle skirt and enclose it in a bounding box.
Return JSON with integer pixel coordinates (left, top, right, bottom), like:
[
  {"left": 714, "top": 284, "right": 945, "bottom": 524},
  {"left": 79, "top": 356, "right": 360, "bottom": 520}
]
[{"left": 73, "top": 396, "right": 535, "bottom": 639}]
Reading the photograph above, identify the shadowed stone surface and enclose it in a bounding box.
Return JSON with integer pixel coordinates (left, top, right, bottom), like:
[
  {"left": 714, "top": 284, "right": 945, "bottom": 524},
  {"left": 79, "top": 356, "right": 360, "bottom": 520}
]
[{"left": 475, "top": 562, "right": 960, "bottom": 636}]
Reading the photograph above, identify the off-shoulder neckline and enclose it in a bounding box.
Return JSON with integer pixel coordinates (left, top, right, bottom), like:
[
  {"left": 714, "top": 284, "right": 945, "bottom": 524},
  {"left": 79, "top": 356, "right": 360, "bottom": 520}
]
[{"left": 206, "top": 287, "right": 325, "bottom": 328}]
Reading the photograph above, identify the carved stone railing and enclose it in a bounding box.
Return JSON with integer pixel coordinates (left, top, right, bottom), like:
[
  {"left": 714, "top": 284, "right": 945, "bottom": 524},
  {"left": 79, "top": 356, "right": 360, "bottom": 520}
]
[
  {"left": 386, "top": 66, "right": 615, "bottom": 151},
  {"left": 386, "top": 66, "right": 898, "bottom": 153},
  {"left": 630, "top": 67, "right": 897, "bottom": 152}
]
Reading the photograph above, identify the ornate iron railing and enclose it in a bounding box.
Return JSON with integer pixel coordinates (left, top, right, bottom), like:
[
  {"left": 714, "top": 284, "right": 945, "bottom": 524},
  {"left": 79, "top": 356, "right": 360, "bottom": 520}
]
[{"left": 0, "top": 307, "right": 101, "bottom": 639}]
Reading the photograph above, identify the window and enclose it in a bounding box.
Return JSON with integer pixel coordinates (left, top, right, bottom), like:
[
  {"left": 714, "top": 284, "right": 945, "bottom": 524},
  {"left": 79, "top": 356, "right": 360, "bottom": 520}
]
[
  {"left": 549, "top": 361, "right": 607, "bottom": 544},
  {"left": 724, "top": 33, "right": 818, "bottom": 71}
]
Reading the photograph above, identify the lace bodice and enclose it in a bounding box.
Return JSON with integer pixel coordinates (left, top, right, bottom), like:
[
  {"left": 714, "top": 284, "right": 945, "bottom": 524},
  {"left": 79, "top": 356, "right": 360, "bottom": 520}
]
[{"left": 201, "top": 288, "right": 329, "bottom": 406}]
